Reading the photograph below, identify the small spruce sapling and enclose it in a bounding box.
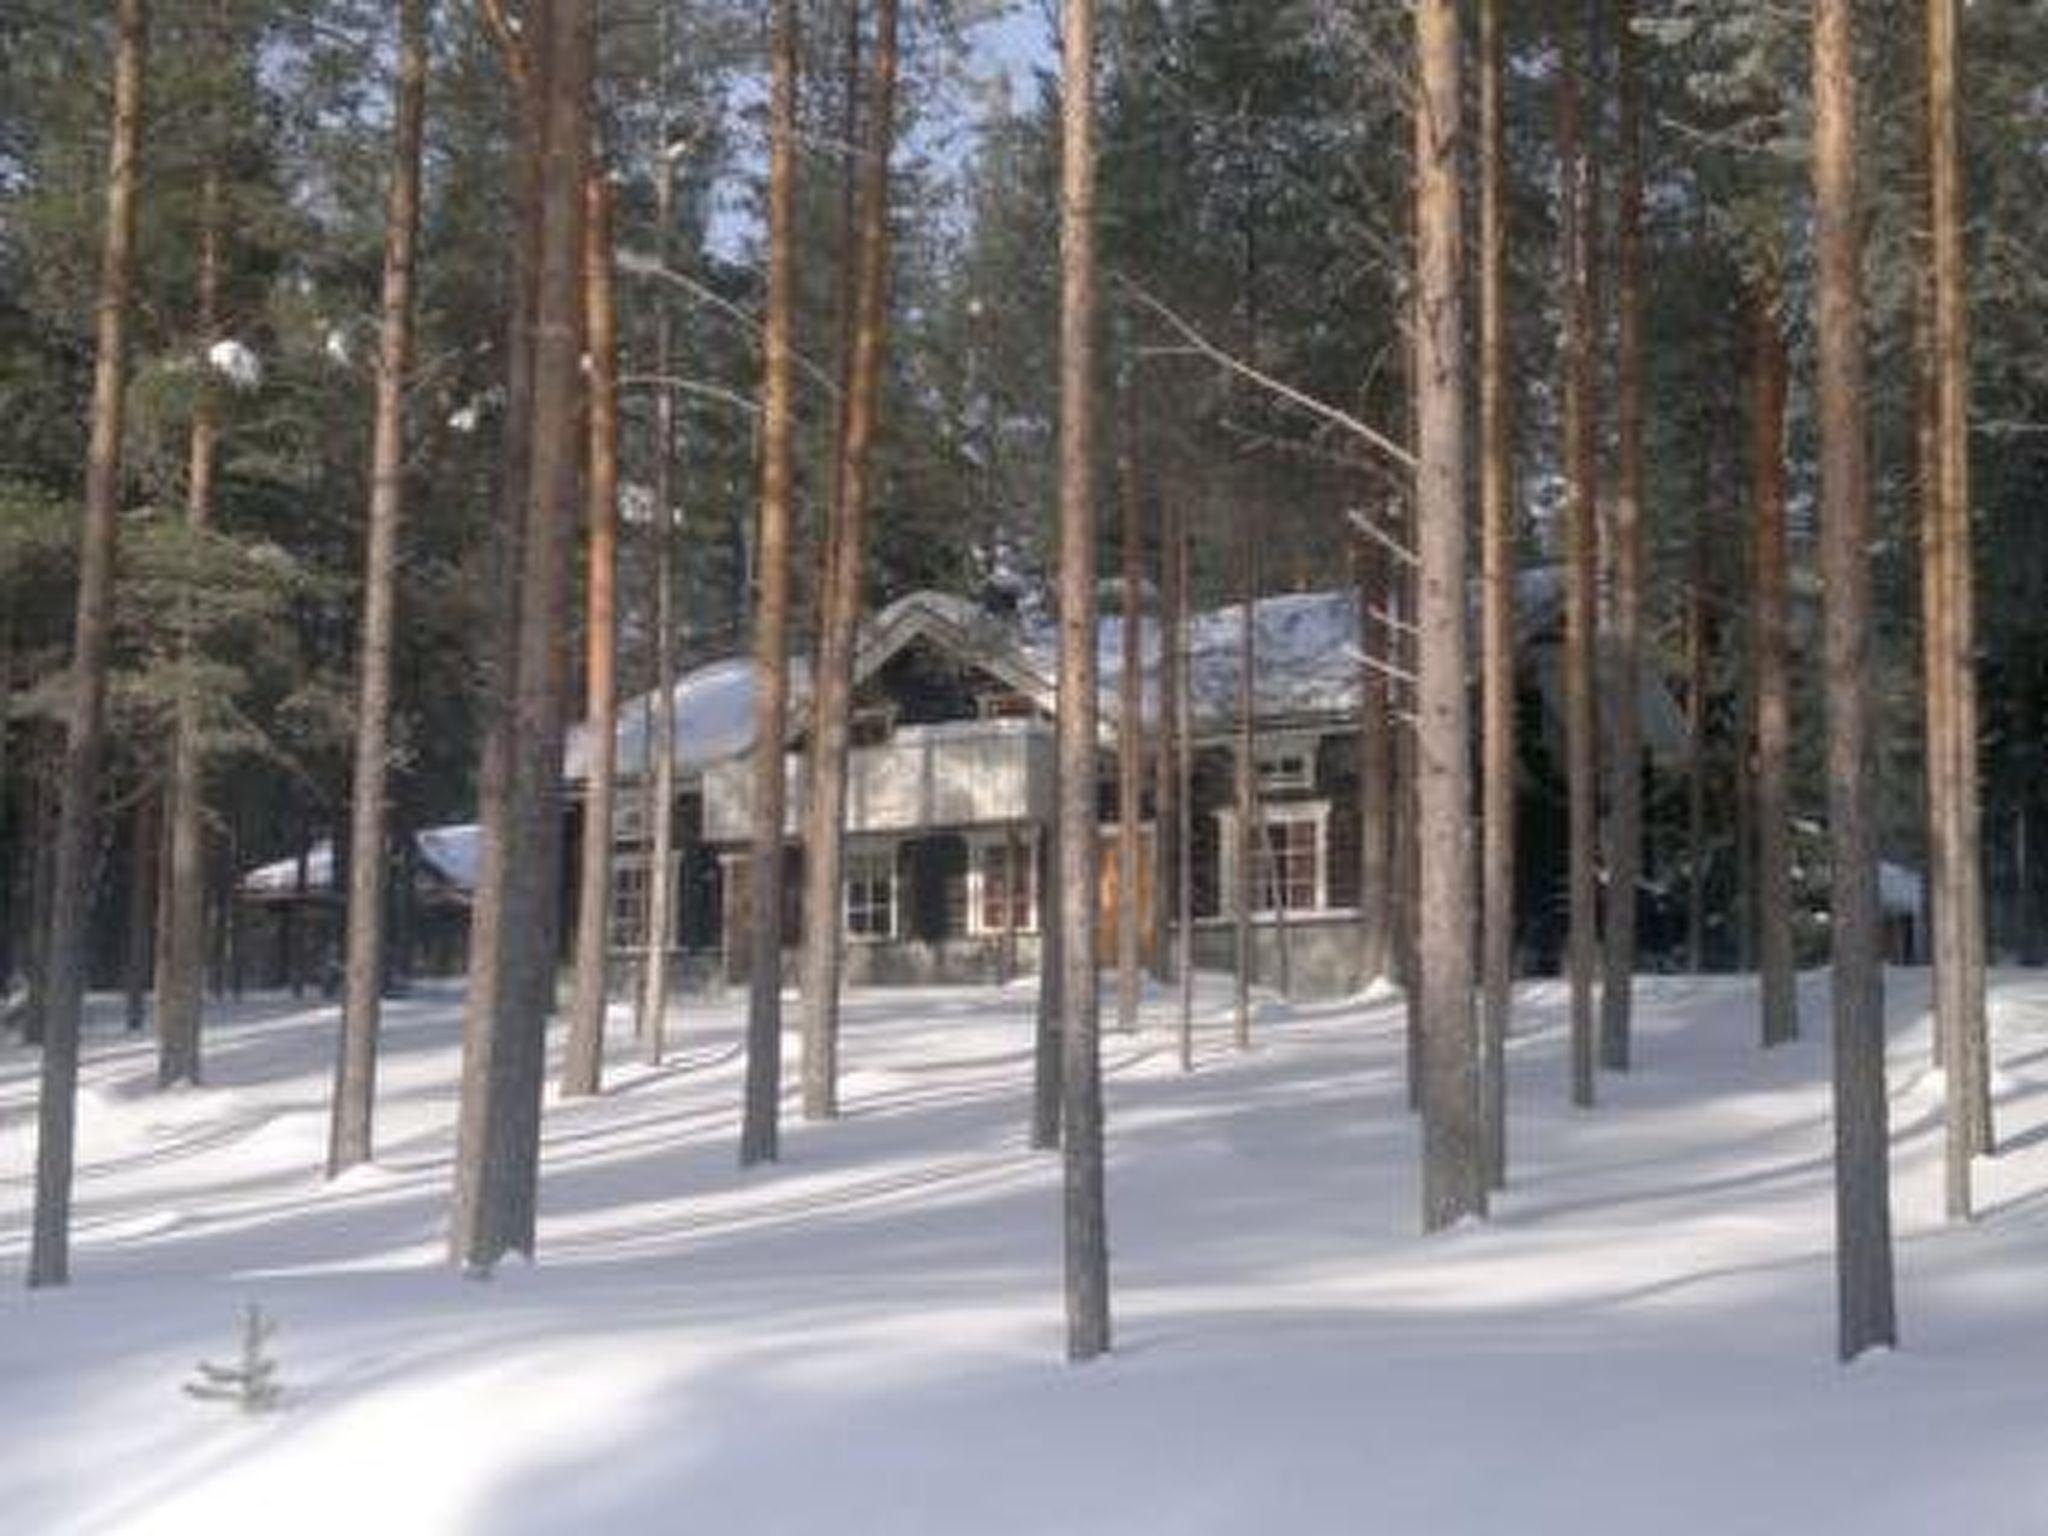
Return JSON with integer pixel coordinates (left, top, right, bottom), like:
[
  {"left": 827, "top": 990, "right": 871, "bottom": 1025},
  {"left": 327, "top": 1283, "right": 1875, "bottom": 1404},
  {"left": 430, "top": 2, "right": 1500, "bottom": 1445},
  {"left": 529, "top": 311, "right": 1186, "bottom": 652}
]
[{"left": 184, "top": 1302, "right": 284, "bottom": 1413}]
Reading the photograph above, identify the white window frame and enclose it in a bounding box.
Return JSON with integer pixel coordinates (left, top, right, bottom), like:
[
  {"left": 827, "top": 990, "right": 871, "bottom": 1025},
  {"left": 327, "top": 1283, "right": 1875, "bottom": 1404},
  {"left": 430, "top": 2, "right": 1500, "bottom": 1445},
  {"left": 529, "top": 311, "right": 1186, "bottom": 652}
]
[
  {"left": 966, "top": 830, "right": 1040, "bottom": 937},
  {"left": 1216, "top": 800, "right": 1329, "bottom": 917},
  {"left": 1255, "top": 733, "right": 1318, "bottom": 794},
  {"left": 844, "top": 842, "right": 900, "bottom": 942},
  {"left": 608, "top": 851, "right": 680, "bottom": 952}
]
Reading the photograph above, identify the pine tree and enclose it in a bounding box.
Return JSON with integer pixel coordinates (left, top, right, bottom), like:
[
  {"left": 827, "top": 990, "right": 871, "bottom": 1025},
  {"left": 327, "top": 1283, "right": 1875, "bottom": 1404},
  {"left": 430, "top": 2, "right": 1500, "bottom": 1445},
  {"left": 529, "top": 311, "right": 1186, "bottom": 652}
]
[
  {"left": 1811, "top": 0, "right": 1897, "bottom": 1363},
  {"left": 29, "top": 0, "right": 146, "bottom": 1291},
  {"left": 740, "top": 0, "right": 800, "bottom": 1169},
  {"left": 332, "top": 0, "right": 428, "bottom": 1170},
  {"left": 1057, "top": 0, "right": 1110, "bottom": 1363}
]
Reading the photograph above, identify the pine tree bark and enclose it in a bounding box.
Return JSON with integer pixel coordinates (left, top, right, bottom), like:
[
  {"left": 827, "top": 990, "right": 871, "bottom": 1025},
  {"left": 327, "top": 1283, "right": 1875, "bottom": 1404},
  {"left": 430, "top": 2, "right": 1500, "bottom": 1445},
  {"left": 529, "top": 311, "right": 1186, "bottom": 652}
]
[
  {"left": 1233, "top": 519, "right": 1255, "bottom": 1051},
  {"left": 1357, "top": 532, "right": 1394, "bottom": 985},
  {"left": 123, "top": 790, "right": 157, "bottom": 1033},
  {"left": 1926, "top": 0, "right": 1991, "bottom": 1203},
  {"left": 1153, "top": 478, "right": 1180, "bottom": 989},
  {"left": 30, "top": 0, "right": 145, "bottom": 1289},
  {"left": 1599, "top": 0, "right": 1644, "bottom": 1074},
  {"left": 1812, "top": 0, "right": 1898, "bottom": 1362},
  {"left": 452, "top": 0, "right": 590, "bottom": 1268},
  {"left": 1556, "top": 0, "right": 1600, "bottom": 1109},
  {"left": 563, "top": 166, "right": 620, "bottom": 1100},
  {"left": 637, "top": 89, "right": 680, "bottom": 1064},
  {"left": 332, "top": 0, "right": 427, "bottom": 1169},
  {"left": 1175, "top": 520, "right": 1195, "bottom": 1071},
  {"left": 1752, "top": 274, "right": 1798, "bottom": 1049},
  {"left": 159, "top": 130, "right": 225, "bottom": 1091},
  {"left": 1057, "top": 0, "right": 1110, "bottom": 1362},
  {"left": 741, "top": 0, "right": 800, "bottom": 1169},
  {"left": 1414, "top": 0, "right": 1484, "bottom": 1231},
  {"left": 1115, "top": 363, "right": 1144, "bottom": 1033},
  {"left": 1477, "top": 0, "right": 1513, "bottom": 1188},
  {"left": 798, "top": 0, "right": 899, "bottom": 1122}
]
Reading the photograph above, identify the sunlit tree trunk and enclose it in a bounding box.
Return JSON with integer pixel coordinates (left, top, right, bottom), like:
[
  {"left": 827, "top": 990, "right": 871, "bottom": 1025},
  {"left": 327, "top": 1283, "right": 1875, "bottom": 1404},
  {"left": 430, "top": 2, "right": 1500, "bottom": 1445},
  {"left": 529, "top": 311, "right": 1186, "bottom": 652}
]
[
  {"left": 1414, "top": 0, "right": 1483, "bottom": 1231},
  {"left": 1115, "top": 364, "right": 1143, "bottom": 1034},
  {"left": 1477, "top": 0, "right": 1513, "bottom": 1188},
  {"left": 564, "top": 167, "right": 620, "bottom": 1100},
  {"left": 741, "top": 0, "right": 800, "bottom": 1169},
  {"left": 1057, "top": 0, "right": 1110, "bottom": 1362},
  {"left": 332, "top": 0, "right": 428, "bottom": 1167},
  {"left": 31, "top": 0, "right": 146, "bottom": 1289},
  {"left": 1233, "top": 519, "right": 1255, "bottom": 1051},
  {"left": 1812, "top": 0, "right": 1897, "bottom": 1363},
  {"left": 799, "top": 0, "right": 899, "bottom": 1121}
]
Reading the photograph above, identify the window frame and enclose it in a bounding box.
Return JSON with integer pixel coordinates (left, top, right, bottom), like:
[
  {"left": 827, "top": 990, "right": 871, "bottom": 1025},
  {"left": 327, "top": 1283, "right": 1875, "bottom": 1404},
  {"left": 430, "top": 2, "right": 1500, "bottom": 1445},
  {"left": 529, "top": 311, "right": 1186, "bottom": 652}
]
[
  {"left": 1215, "top": 800, "right": 1329, "bottom": 918},
  {"left": 966, "top": 830, "right": 1040, "bottom": 937},
  {"left": 843, "top": 842, "right": 901, "bottom": 942}
]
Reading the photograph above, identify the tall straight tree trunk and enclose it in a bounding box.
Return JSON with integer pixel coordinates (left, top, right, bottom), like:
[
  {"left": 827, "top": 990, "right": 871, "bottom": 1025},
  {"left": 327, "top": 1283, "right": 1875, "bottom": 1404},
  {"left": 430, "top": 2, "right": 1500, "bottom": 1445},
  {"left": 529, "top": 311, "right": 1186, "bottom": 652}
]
[
  {"left": 741, "top": 0, "right": 800, "bottom": 1169},
  {"left": 1032, "top": 783, "right": 1063, "bottom": 1148},
  {"left": 1556, "top": 0, "right": 1600, "bottom": 1109},
  {"left": 30, "top": 0, "right": 145, "bottom": 1288},
  {"left": 453, "top": 12, "right": 546, "bottom": 1267},
  {"left": 159, "top": 141, "right": 224, "bottom": 1091},
  {"left": 1357, "top": 533, "right": 1394, "bottom": 984},
  {"left": 1927, "top": 0, "right": 1992, "bottom": 1195},
  {"left": 332, "top": 0, "right": 427, "bottom": 1170},
  {"left": 123, "top": 790, "right": 157, "bottom": 1033},
  {"left": 1812, "top": 0, "right": 1897, "bottom": 1363},
  {"left": 1057, "top": 0, "right": 1109, "bottom": 1363},
  {"left": 564, "top": 166, "right": 621, "bottom": 1100},
  {"left": 1414, "top": 0, "right": 1484, "bottom": 1232},
  {"left": 1599, "top": 0, "right": 1645, "bottom": 1073},
  {"left": 1752, "top": 275, "right": 1797, "bottom": 1049},
  {"left": 1153, "top": 476, "right": 1180, "bottom": 988},
  {"left": 1115, "top": 364, "right": 1144, "bottom": 1033},
  {"left": 1233, "top": 520, "right": 1255, "bottom": 1051},
  {"left": 798, "top": 0, "right": 899, "bottom": 1122},
  {"left": 1176, "top": 522, "right": 1195, "bottom": 1070},
  {"left": 1685, "top": 436, "right": 1709, "bottom": 974},
  {"left": 451, "top": 0, "right": 590, "bottom": 1269},
  {"left": 637, "top": 99, "right": 680, "bottom": 1063},
  {"left": 1477, "top": 0, "right": 1513, "bottom": 1190}
]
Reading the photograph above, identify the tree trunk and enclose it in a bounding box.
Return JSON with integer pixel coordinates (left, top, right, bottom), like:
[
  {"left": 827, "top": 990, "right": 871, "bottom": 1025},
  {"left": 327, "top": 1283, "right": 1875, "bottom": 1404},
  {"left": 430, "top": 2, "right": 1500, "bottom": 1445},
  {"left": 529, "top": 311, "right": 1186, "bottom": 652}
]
[
  {"left": 563, "top": 165, "right": 620, "bottom": 1100},
  {"left": 1685, "top": 443, "right": 1709, "bottom": 975},
  {"left": 1115, "top": 360, "right": 1143, "bottom": 1033},
  {"left": 1556, "top": 0, "right": 1600, "bottom": 1109},
  {"left": 1599, "top": 0, "right": 1644, "bottom": 1074},
  {"left": 1812, "top": 0, "right": 1897, "bottom": 1362},
  {"left": 1477, "top": 0, "right": 1513, "bottom": 1190},
  {"left": 451, "top": 0, "right": 590, "bottom": 1269},
  {"left": 1752, "top": 275, "right": 1797, "bottom": 1049},
  {"left": 1233, "top": 518, "right": 1255, "bottom": 1051},
  {"left": 1414, "top": 0, "right": 1484, "bottom": 1232},
  {"left": 123, "top": 789, "right": 157, "bottom": 1033},
  {"left": 30, "top": 0, "right": 145, "bottom": 1289},
  {"left": 1152, "top": 477, "right": 1178, "bottom": 987},
  {"left": 1357, "top": 531, "right": 1394, "bottom": 985},
  {"left": 741, "top": 0, "right": 800, "bottom": 1169},
  {"left": 1926, "top": 0, "right": 1991, "bottom": 1203},
  {"left": 332, "top": 0, "right": 427, "bottom": 1170},
  {"left": 1057, "top": 0, "right": 1109, "bottom": 1363},
  {"left": 1032, "top": 789, "right": 1063, "bottom": 1149},
  {"left": 159, "top": 136, "right": 224, "bottom": 1091},
  {"left": 1176, "top": 518, "right": 1195, "bottom": 1071},
  {"left": 798, "top": 0, "right": 899, "bottom": 1122},
  {"left": 637, "top": 73, "right": 680, "bottom": 1063}
]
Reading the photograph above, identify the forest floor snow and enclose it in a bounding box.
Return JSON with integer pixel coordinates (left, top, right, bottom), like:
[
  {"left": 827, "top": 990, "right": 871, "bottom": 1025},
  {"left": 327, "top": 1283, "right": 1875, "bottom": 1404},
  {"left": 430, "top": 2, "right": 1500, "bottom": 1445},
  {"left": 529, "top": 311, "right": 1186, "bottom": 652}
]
[{"left": 5, "top": 969, "right": 2048, "bottom": 1534}]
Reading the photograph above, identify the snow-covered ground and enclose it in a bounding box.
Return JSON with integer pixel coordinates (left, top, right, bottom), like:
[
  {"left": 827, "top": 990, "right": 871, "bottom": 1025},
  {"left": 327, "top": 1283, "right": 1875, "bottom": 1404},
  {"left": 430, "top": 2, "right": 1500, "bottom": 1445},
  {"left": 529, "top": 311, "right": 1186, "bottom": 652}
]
[{"left": 5, "top": 970, "right": 2048, "bottom": 1534}]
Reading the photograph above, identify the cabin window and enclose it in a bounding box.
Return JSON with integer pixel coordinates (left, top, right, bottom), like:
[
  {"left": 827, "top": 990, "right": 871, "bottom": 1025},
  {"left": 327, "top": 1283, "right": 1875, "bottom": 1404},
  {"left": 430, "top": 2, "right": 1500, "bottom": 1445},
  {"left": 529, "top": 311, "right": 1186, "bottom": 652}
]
[
  {"left": 1216, "top": 802, "right": 1328, "bottom": 916},
  {"left": 1256, "top": 735, "right": 1317, "bottom": 793},
  {"left": 850, "top": 706, "right": 896, "bottom": 748},
  {"left": 845, "top": 845, "right": 899, "bottom": 940},
  {"left": 969, "top": 833, "right": 1038, "bottom": 935},
  {"left": 608, "top": 856, "right": 673, "bottom": 951},
  {"left": 978, "top": 692, "right": 1038, "bottom": 721}
]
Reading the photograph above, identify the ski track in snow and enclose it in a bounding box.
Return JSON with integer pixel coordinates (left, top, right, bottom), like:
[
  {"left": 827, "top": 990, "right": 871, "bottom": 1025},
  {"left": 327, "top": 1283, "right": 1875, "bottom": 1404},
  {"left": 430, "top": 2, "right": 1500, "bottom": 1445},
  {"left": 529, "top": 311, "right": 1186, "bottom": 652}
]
[{"left": 3, "top": 970, "right": 2048, "bottom": 1534}]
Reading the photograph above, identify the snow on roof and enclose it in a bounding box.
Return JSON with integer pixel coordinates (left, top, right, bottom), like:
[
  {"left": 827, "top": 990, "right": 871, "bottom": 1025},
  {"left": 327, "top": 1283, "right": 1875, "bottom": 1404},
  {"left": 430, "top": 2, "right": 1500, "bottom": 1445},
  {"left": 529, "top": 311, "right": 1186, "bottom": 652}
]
[
  {"left": 569, "top": 570, "right": 1686, "bottom": 780},
  {"left": 239, "top": 823, "right": 480, "bottom": 897}
]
